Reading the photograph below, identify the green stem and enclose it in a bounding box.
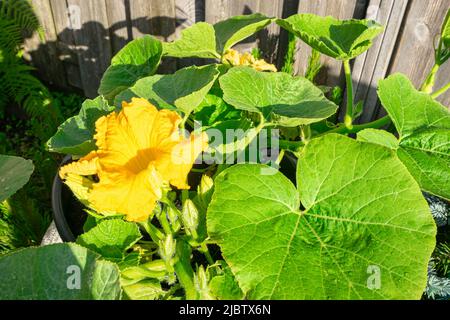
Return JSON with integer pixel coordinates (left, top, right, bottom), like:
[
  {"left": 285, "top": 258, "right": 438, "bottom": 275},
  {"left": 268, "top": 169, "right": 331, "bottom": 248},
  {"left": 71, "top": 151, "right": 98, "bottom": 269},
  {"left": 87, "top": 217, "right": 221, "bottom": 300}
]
[
  {"left": 180, "top": 111, "right": 192, "bottom": 130},
  {"left": 431, "top": 82, "right": 450, "bottom": 99},
  {"left": 343, "top": 60, "right": 354, "bottom": 129},
  {"left": 139, "top": 221, "right": 163, "bottom": 243},
  {"left": 275, "top": 149, "right": 285, "bottom": 166},
  {"left": 300, "top": 125, "right": 311, "bottom": 142},
  {"left": 323, "top": 115, "right": 391, "bottom": 136},
  {"left": 420, "top": 63, "right": 440, "bottom": 93},
  {"left": 278, "top": 140, "right": 305, "bottom": 153},
  {"left": 173, "top": 240, "right": 198, "bottom": 300},
  {"left": 159, "top": 211, "right": 173, "bottom": 235},
  {"left": 199, "top": 243, "right": 215, "bottom": 265},
  {"left": 281, "top": 32, "right": 297, "bottom": 75}
]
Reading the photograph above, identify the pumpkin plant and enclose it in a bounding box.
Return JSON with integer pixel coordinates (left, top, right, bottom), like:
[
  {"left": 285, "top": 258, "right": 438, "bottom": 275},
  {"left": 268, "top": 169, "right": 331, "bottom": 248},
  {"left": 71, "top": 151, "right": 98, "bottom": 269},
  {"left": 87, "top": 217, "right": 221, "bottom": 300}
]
[{"left": 0, "top": 11, "right": 449, "bottom": 300}]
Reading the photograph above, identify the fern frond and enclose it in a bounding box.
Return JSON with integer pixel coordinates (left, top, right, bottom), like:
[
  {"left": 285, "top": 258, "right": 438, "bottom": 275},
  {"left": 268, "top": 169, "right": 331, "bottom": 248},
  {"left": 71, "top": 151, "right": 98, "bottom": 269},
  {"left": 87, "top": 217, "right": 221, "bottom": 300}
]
[
  {"left": 0, "top": 19, "right": 23, "bottom": 52},
  {"left": 0, "top": 0, "right": 44, "bottom": 41},
  {"left": 0, "top": 57, "right": 59, "bottom": 131}
]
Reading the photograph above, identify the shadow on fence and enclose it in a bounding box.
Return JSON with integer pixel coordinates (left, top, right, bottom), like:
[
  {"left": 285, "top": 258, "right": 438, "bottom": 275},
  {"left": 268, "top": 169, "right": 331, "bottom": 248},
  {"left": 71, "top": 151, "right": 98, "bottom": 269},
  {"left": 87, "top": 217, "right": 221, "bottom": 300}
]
[{"left": 25, "top": 6, "right": 382, "bottom": 122}]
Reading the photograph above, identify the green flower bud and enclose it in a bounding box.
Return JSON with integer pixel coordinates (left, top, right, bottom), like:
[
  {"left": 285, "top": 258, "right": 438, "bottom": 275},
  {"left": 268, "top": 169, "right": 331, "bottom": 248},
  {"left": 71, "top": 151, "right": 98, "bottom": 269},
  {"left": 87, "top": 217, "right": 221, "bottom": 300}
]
[
  {"left": 194, "top": 266, "right": 214, "bottom": 300},
  {"left": 159, "top": 233, "right": 176, "bottom": 262},
  {"left": 181, "top": 199, "right": 199, "bottom": 236},
  {"left": 198, "top": 174, "right": 214, "bottom": 209}
]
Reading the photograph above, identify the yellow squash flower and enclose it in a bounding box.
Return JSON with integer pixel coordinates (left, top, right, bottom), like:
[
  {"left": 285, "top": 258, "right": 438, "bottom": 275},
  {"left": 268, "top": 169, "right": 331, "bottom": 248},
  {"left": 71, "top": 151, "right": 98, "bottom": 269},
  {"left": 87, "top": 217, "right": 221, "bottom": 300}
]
[
  {"left": 59, "top": 97, "right": 208, "bottom": 222},
  {"left": 222, "top": 49, "right": 277, "bottom": 72}
]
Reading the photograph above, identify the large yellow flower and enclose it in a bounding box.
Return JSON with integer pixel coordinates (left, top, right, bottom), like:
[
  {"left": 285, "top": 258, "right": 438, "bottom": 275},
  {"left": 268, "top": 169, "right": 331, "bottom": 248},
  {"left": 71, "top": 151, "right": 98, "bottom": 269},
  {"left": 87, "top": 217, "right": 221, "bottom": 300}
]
[
  {"left": 222, "top": 49, "right": 277, "bottom": 72},
  {"left": 59, "top": 98, "right": 208, "bottom": 222}
]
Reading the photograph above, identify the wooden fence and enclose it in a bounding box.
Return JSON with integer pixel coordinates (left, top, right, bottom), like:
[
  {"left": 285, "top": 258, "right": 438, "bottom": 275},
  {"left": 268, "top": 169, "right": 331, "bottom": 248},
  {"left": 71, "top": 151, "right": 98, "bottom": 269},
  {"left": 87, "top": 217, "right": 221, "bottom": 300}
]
[{"left": 24, "top": 0, "right": 450, "bottom": 122}]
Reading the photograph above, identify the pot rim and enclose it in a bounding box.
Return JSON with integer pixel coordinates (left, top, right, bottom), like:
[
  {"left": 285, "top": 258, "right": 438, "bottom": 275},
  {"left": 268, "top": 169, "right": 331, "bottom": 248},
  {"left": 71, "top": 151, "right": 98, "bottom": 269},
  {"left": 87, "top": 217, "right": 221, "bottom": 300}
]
[{"left": 51, "top": 155, "right": 76, "bottom": 242}]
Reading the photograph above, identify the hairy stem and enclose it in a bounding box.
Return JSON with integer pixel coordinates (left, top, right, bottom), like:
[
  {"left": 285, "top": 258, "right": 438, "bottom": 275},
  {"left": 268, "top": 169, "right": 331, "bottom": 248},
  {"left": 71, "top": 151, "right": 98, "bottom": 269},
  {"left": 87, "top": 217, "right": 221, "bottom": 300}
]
[
  {"left": 199, "top": 243, "right": 215, "bottom": 265},
  {"left": 139, "top": 221, "right": 163, "bottom": 243},
  {"left": 323, "top": 115, "right": 391, "bottom": 136},
  {"left": 278, "top": 140, "right": 305, "bottom": 153},
  {"left": 420, "top": 63, "right": 440, "bottom": 93},
  {"left": 158, "top": 208, "right": 173, "bottom": 235},
  {"left": 281, "top": 32, "right": 297, "bottom": 75},
  {"left": 431, "top": 82, "right": 450, "bottom": 99},
  {"left": 343, "top": 60, "right": 354, "bottom": 129}
]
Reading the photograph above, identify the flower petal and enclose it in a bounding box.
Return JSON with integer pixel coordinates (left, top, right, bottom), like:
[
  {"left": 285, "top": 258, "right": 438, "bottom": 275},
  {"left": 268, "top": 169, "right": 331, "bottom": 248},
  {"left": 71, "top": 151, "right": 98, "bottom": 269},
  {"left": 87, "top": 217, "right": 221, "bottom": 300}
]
[
  {"left": 156, "top": 132, "right": 209, "bottom": 189},
  {"left": 59, "top": 151, "right": 98, "bottom": 179},
  {"left": 252, "top": 59, "right": 277, "bottom": 72},
  {"left": 95, "top": 111, "right": 144, "bottom": 174},
  {"left": 90, "top": 166, "right": 163, "bottom": 222}
]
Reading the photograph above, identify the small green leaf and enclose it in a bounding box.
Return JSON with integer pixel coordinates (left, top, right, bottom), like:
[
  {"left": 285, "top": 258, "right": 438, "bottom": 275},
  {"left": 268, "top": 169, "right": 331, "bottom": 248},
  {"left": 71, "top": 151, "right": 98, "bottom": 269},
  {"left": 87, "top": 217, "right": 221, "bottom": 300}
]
[
  {"left": 163, "top": 22, "right": 219, "bottom": 59},
  {"left": 76, "top": 219, "right": 142, "bottom": 261},
  {"left": 194, "top": 93, "right": 242, "bottom": 126},
  {"left": 99, "top": 35, "right": 163, "bottom": 101},
  {"left": 214, "top": 13, "right": 273, "bottom": 54},
  {"left": 357, "top": 129, "right": 399, "bottom": 149},
  {"left": 0, "top": 243, "right": 121, "bottom": 299},
  {"left": 163, "top": 15, "right": 273, "bottom": 58},
  {"left": 116, "top": 65, "right": 220, "bottom": 115},
  {"left": 47, "top": 96, "right": 114, "bottom": 156},
  {"left": 219, "top": 66, "right": 337, "bottom": 125},
  {"left": 378, "top": 73, "right": 450, "bottom": 200},
  {"left": 207, "top": 134, "right": 436, "bottom": 299},
  {"left": 277, "top": 14, "right": 383, "bottom": 60},
  {"left": 117, "top": 252, "right": 141, "bottom": 270},
  {"left": 0, "top": 155, "right": 34, "bottom": 202},
  {"left": 209, "top": 261, "right": 244, "bottom": 300}
]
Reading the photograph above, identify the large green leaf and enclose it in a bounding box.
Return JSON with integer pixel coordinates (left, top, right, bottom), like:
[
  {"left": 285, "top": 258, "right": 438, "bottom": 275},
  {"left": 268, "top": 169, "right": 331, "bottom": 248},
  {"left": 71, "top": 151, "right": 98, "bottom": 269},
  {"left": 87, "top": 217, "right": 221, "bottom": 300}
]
[
  {"left": 214, "top": 13, "right": 273, "bottom": 54},
  {"left": 207, "top": 134, "right": 436, "bottom": 299},
  {"left": 116, "top": 65, "right": 220, "bottom": 115},
  {"left": 163, "top": 22, "right": 219, "bottom": 59},
  {"left": 0, "top": 243, "right": 121, "bottom": 299},
  {"left": 378, "top": 73, "right": 450, "bottom": 200},
  {"left": 76, "top": 219, "right": 142, "bottom": 261},
  {"left": 219, "top": 66, "right": 338, "bottom": 125},
  {"left": 277, "top": 14, "right": 383, "bottom": 60},
  {"left": 115, "top": 74, "right": 173, "bottom": 110},
  {"left": 0, "top": 155, "right": 34, "bottom": 202},
  {"left": 46, "top": 96, "right": 114, "bottom": 156},
  {"left": 99, "top": 35, "right": 163, "bottom": 101},
  {"left": 203, "top": 118, "right": 255, "bottom": 162}
]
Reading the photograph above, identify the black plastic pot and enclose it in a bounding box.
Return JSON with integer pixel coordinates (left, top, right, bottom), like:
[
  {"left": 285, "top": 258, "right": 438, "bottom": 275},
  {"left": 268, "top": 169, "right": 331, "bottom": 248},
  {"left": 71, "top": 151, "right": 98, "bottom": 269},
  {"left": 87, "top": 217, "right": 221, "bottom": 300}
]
[
  {"left": 51, "top": 155, "right": 87, "bottom": 242},
  {"left": 51, "top": 152, "right": 298, "bottom": 242}
]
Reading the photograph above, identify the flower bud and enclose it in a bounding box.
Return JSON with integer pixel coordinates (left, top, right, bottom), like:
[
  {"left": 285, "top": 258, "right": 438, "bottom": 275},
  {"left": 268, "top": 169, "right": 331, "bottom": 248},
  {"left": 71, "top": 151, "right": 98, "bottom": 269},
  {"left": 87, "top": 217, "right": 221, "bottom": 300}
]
[
  {"left": 194, "top": 266, "right": 214, "bottom": 300},
  {"left": 159, "top": 233, "right": 176, "bottom": 262},
  {"left": 198, "top": 174, "right": 214, "bottom": 209},
  {"left": 181, "top": 199, "right": 199, "bottom": 235}
]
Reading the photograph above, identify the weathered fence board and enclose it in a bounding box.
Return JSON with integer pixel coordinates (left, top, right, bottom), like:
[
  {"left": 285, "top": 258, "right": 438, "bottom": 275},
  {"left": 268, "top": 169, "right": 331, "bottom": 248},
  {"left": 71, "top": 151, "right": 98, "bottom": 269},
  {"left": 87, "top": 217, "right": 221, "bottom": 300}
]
[
  {"left": 66, "top": 0, "right": 112, "bottom": 98},
  {"left": 24, "top": 0, "right": 450, "bottom": 115},
  {"left": 204, "top": 0, "right": 285, "bottom": 64},
  {"left": 352, "top": 0, "right": 409, "bottom": 123},
  {"left": 24, "top": 0, "right": 67, "bottom": 87},
  {"left": 105, "top": 0, "right": 129, "bottom": 54},
  {"left": 49, "top": 0, "right": 84, "bottom": 89},
  {"left": 383, "top": 0, "right": 450, "bottom": 109}
]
